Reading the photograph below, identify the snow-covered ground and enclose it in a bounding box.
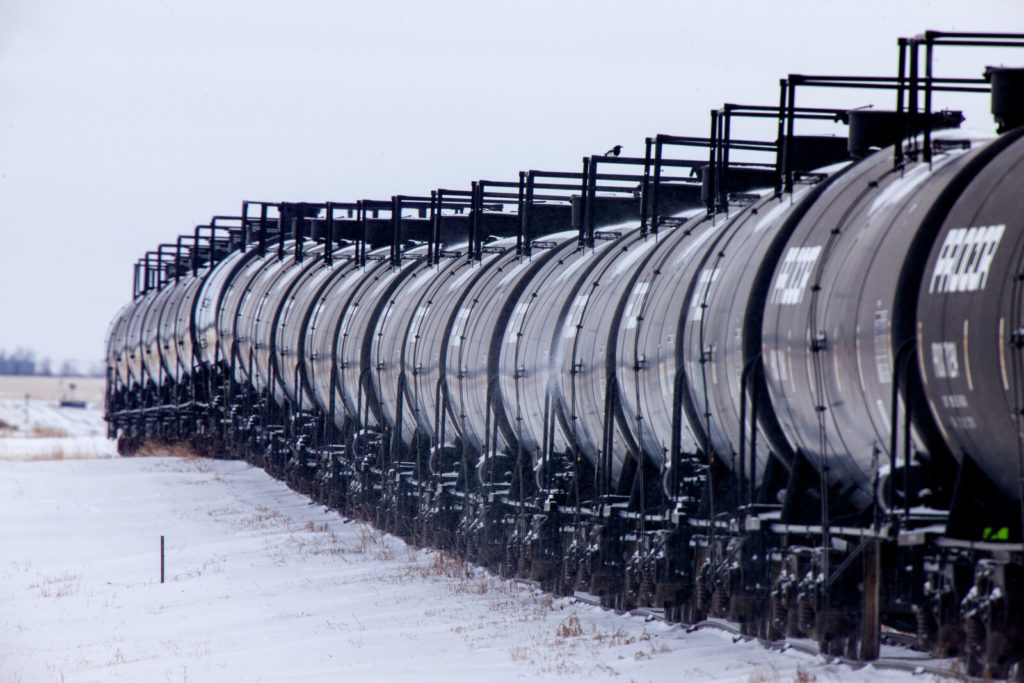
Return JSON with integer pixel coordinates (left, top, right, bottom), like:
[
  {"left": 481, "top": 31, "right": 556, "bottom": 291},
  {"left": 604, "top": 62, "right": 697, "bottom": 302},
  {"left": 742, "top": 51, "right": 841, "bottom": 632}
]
[
  {"left": 0, "top": 402, "right": 935, "bottom": 681},
  {"left": 0, "top": 395, "right": 116, "bottom": 461}
]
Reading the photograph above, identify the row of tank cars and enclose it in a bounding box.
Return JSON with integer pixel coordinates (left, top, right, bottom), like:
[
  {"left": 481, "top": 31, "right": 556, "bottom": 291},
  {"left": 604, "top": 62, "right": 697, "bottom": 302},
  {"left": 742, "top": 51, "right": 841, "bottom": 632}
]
[{"left": 107, "top": 31, "right": 1024, "bottom": 677}]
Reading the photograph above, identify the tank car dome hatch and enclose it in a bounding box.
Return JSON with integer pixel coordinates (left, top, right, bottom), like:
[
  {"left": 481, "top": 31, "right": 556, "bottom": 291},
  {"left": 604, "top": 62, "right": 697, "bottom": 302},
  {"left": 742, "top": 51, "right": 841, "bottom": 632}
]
[
  {"left": 843, "top": 108, "right": 965, "bottom": 158},
  {"left": 985, "top": 66, "right": 1024, "bottom": 133},
  {"left": 698, "top": 166, "right": 777, "bottom": 204},
  {"left": 785, "top": 135, "right": 851, "bottom": 171}
]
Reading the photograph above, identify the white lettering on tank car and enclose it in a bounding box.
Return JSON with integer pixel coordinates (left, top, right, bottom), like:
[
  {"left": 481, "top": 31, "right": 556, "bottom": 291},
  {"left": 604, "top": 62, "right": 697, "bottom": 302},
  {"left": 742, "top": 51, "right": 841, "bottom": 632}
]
[
  {"left": 563, "top": 293, "right": 589, "bottom": 339},
  {"left": 623, "top": 281, "right": 650, "bottom": 330},
  {"left": 940, "top": 394, "right": 969, "bottom": 409},
  {"left": 770, "top": 246, "right": 822, "bottom": 305},
  {"left": 408, "top": 306, "right": 429, "bottom": 342},
  {"left": 768, "top": 348, "right": 789, "bottom": 383},
  {"left": 504, "top": 302, "right": 530, "bottom": 345},
  {"left": 928, "top": 224, "right": 1006, "bottom": 293},
  {"left": 950, "top": 415, "right": 977, "bottom": 430},
  {"left": 930, "top": 341, "right": 959, "bottom": 379},
  {"left": 874, "top": 308, "right": 891, "bottom": 385},
  {"left": 689, "top": 267, "right": 720, "bottom": 321},
  {"left": 449, "top": 308, "right": 471, "bottom": 348}
]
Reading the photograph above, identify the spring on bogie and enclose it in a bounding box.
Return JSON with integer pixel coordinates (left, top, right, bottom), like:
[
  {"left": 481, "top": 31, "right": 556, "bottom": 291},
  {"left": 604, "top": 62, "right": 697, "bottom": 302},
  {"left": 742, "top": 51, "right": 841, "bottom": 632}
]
[
  {"left": 576, "top": 558, "right": 591, "bottom": 591},
  {"left": 798, "top": 596, "right": 816, "bottom": 634},
  {"left": 771, "top": 592, "right": 787, "bottom": 628},
  {"left": 916, "top": 607, "right": 937, "bottom": 649},
  {"left": 696, "top": 575, "right": 713, "bottom": 613},
  {"left": 965, "top": 613, "right": 985, "bottom": 648},
  {"left": 640, "top": 566, "right": 656, "bottom": 607},
  {"left": 712, "top": 585, "right": 730, "bottom": 615}
]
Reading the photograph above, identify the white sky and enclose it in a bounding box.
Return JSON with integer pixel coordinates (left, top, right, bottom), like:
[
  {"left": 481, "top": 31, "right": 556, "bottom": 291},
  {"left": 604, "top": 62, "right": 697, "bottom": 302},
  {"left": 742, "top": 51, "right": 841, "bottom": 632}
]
[{"left": 1, "top": 0, "right": 1021, "bottom": 367}]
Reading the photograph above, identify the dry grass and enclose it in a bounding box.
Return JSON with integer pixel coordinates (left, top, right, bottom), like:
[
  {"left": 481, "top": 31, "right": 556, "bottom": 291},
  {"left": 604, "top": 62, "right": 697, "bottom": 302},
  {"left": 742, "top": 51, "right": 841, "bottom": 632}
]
[
  {"left": 133, "top": 441, "right": 196, "bottom": 459},
  {"left": 28, "top": 572, "right": 80, "bottom": 598},
  {"left": 7, "top": 447, "right": 96, "bottom": 462},
  {"left": 28, "top": 425, "right": 70, "bottom": 438},
  {"left": 748, "top": 667, "right": 780, "bottom": 683},
  {"left": 509, "top": 645, "right": 531, "bottom": 662},
  {"left": 793, "top": 665, "right": 816, "bottom": 682},
  {"left": 557, "top": 613, "right": 584, "bottom": 638}
]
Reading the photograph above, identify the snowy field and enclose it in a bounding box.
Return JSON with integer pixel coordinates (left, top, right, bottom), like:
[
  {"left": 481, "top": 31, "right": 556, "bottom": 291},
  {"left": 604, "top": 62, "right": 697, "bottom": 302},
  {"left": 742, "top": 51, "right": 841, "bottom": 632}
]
[{"left": 0, "top": 398, "right": 938, "bottom": 681}]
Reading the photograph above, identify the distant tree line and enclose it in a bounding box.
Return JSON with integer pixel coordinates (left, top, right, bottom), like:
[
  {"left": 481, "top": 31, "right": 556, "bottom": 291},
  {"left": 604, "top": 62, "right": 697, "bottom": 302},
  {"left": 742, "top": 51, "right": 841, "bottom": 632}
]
[{"left": 0, "top": 348, "right": 103, "bottom": 377}]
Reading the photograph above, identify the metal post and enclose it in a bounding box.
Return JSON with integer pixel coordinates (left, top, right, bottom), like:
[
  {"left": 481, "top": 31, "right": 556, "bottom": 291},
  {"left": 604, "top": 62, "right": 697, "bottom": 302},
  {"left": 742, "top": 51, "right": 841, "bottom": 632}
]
[
  {"left": 577, "top": 158, "right": 590, "bottom": 247},
  {"left": 391, "top": 196, "right": 401, "bottom": 268},
  {"left": 325, "top": 203, "right": 334, "bottom": 266},
  {"left": 895, "top": 38, "right": 907, "bottom": 168},
  {"left": 924, "top": 36, "right": 934, "bottom": 165},
  {"left": 909, "top": 40, "right": 919, "bottom": 159},
  {"left": 278, "top": 205, "right": 286, "bottom": 262},
  {"left": 784, "top": 79, "right": 797, "bottom": 194},
  {"left": 639, "top": 138, "right": 652, "bottom": 237},
  {"left": 240, "top": 200, "right": 249, "bottom": 253},
  {"left": 428, "top": 191, "right": 437, "bottom": 265},
  {"left": 160, "top": 535, "right": 165, "bottom": 583},
  {"left": 294, "top": 207, "right": 304, "bottom": 264},
  {"left": 515, "top": 172, "right": 526, "bottom": 254},
  {"left": 859, "top": 537, "right": 881, "bottom": 660},
  {"left": 775, "top": 80, "right": 787, "bottom": 197},
  {"left": 468, "top": 182, "right": 479, "bottom": 262},
  {"left": 523, "top": 173, "right": 535, "bottom": 257},
  {"left": 586, "top": 158, "right": 598, "bottom": 248},
  {"left": 259, "top": 203, "right": 268, "bottom": 258},
  {"left": 651, "top": 138, "right": 663, "bottom": 234},
  {"left": 708, "top": 110, "right": 719, "bottom": 214}
]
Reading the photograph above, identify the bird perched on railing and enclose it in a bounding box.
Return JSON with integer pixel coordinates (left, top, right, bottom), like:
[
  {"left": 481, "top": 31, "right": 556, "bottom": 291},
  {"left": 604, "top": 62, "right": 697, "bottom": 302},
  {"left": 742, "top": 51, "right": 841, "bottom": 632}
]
[{"left": 604, "top": 145, "right": 622, "bottom": 157}]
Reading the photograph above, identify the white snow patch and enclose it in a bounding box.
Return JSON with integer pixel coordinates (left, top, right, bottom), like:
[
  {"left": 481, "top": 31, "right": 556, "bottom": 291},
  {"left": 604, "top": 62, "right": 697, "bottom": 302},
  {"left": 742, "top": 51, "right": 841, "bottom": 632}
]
[
  {"left": 0, "top": 410, "right": 923, "bottom": 681},
  {"left": 0, "top": 399, "right": 117, "bottom": 461}
]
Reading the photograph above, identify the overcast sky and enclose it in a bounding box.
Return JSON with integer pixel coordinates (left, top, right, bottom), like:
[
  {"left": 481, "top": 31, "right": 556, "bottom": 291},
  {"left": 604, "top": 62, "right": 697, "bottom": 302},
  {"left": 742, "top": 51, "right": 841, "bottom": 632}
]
[{"left": 1, "top": 0, "right": 1021, "bottom": 368}]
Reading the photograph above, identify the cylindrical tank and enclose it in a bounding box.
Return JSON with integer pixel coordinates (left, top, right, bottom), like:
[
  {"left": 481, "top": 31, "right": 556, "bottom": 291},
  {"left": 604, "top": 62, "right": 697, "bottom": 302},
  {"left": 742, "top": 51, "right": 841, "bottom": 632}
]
[
  {"left": 916, "top": 130, "right": 1024, "bottom": 503},
  {"left": 373, "top": 244, "right": 508, "bottom": 450},
  {"left": 552, "top": 227, "right": 664, "bottom": 492},
  {"left": 761, "top": 134, "right": 994, "bottom": 512},
  {"left": 124, "top": 290, "right": 161, "bottom": 389},
  {"left": 275, "top": 246, "right": 357, "bottom": 411},
  {"left": 304, "top": 255, "right": 386, "bottom": 428},
  {"left": 400, "top": 250, "right": 499, "bottom": 450},
  {"left": 194, "top": 247, "right": 259, "bottom": 368},
  {"left": 613, "top": 214, "right": 705, "bottom": 470},
  {"left": 106, "top": 302, "right": 134, "bottom": 394},
  {"left": 219, "top": 243, "right": 296, "bottom": 385},
  {"left": 247, "top": 243, "right": 325, "bottom": 397},
  {"left": 155, "top": 274, "right": 201, "bottom": 385},
  {"left": 486, "top": 232, "right": 620, "bottom": 474},
  {"left": 171, "top": 272, "right": 208, "bottom": 385},
  {"left": 336, "top": 247, "right": 427, "bottom": 427}
]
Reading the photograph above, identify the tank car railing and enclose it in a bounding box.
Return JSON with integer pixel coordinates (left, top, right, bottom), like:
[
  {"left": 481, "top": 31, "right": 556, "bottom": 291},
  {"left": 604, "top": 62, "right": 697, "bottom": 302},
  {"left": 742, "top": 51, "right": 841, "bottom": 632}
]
[
  {"left": 913, "top": 32, "right": 1024, "bottom": 158},
  {"left": 241, "top": 200, "right": 283, "bottom": 258},
  {"left": 706, "top": 103, "right": 849, "bottom": 206},
  {"left": 323, "top": 202, "right": 360, "bottom": 266},
  {"left": 134, "top": 248, "right": 178, "bottom": 297},
  {"left": 186, "top": 221, "right": 239, "bottom": 277},
  {"left": 581, "top": 153, "right": 703, "bottom": 246}
]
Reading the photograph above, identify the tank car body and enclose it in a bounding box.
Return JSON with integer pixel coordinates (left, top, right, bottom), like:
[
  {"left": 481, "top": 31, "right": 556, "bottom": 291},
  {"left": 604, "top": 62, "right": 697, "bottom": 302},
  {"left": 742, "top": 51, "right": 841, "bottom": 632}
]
[{"left": 915, "top": 128, "right": 1024, "bottom": 535}]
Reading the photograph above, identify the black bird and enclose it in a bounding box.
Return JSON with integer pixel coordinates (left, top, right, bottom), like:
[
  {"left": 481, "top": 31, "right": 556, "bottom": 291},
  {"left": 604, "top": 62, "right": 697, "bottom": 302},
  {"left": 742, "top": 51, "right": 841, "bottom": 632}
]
[{"left": 604, "top": 145, "right": 622, "bottom": 157}]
